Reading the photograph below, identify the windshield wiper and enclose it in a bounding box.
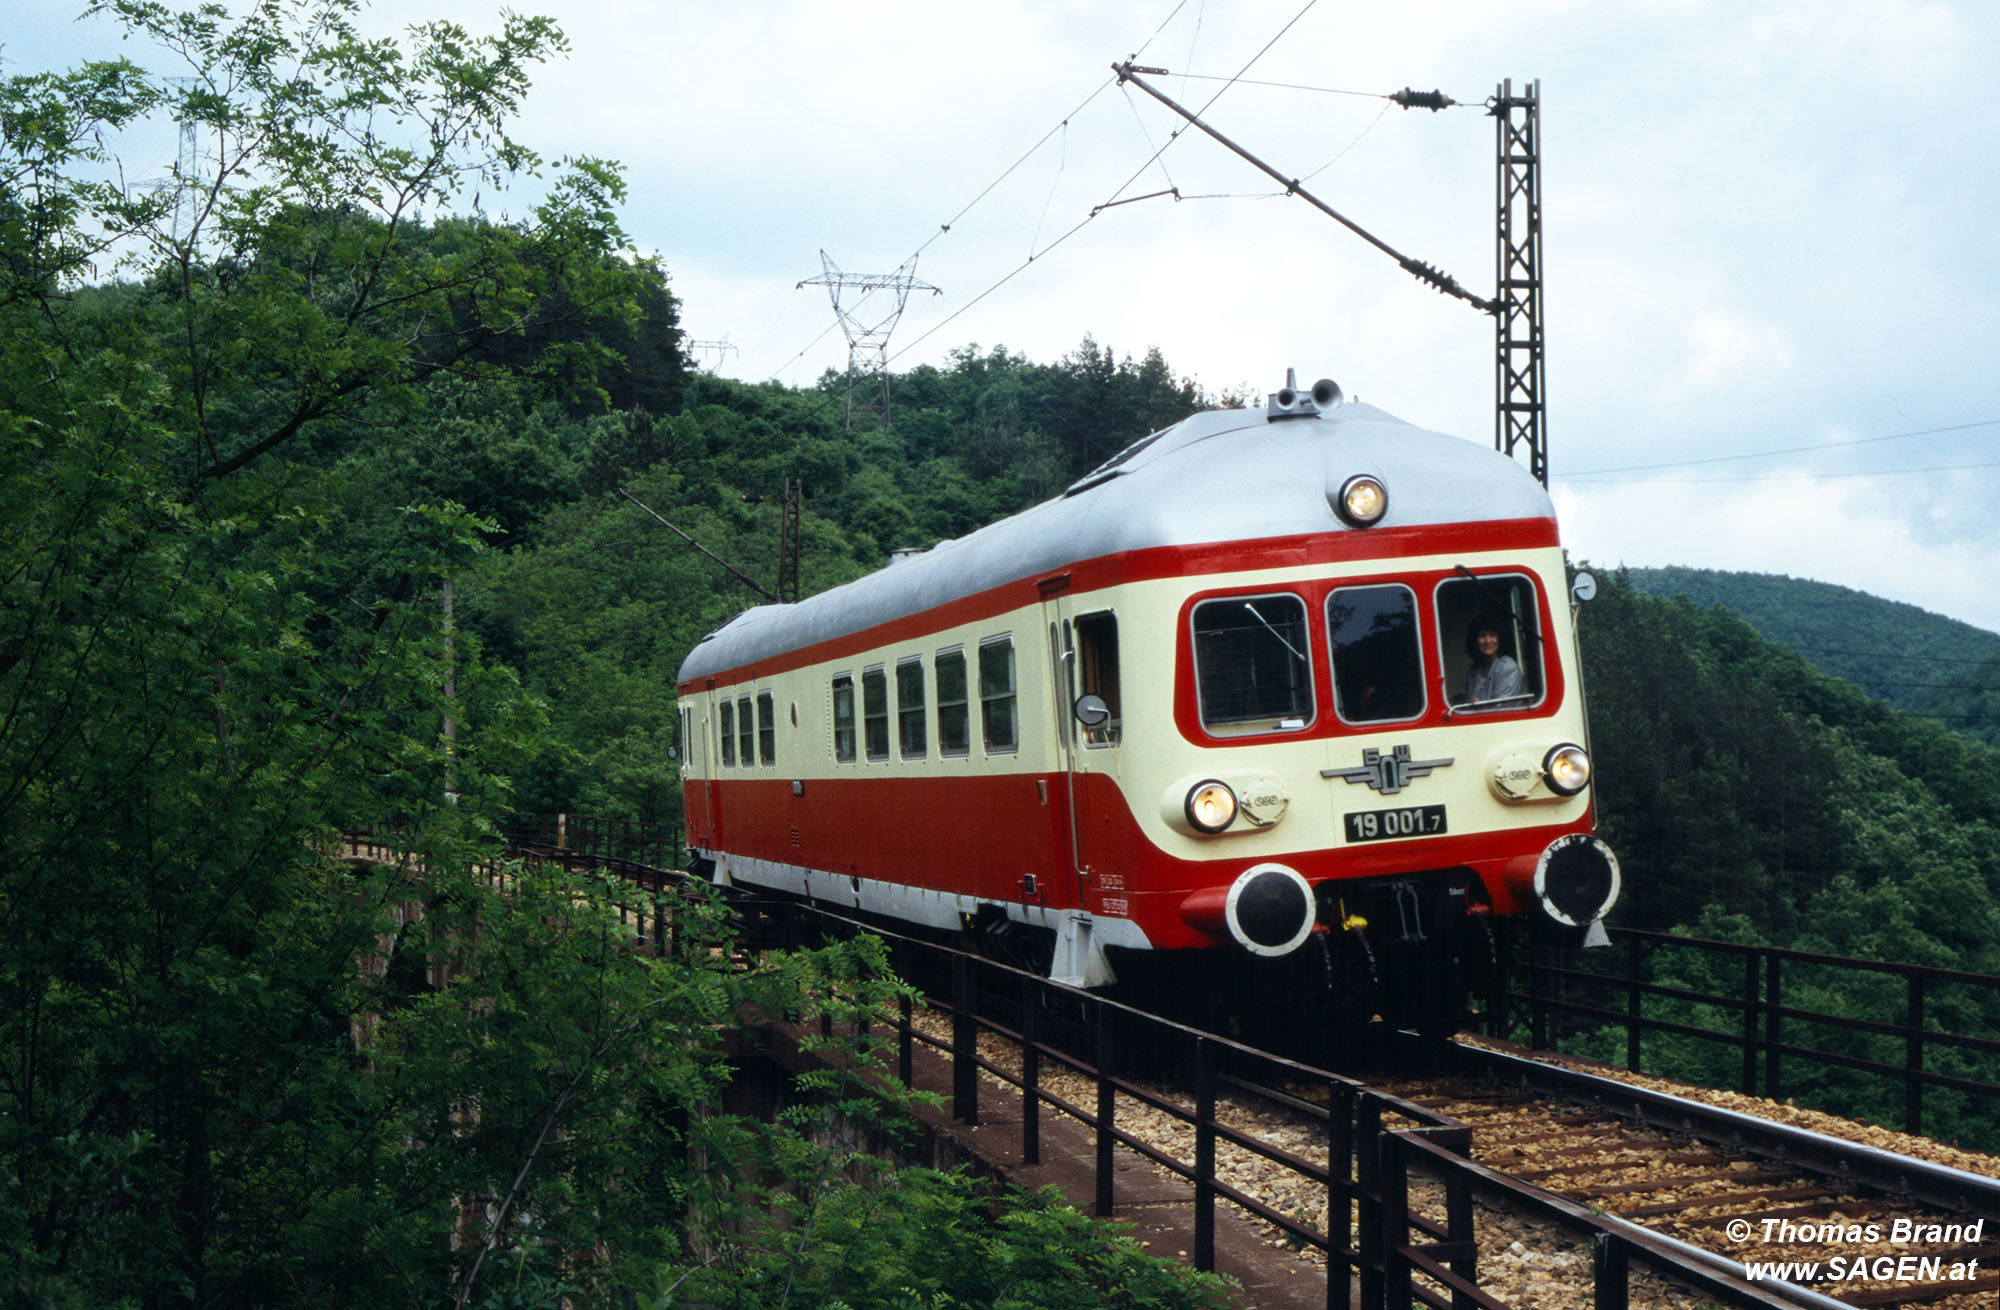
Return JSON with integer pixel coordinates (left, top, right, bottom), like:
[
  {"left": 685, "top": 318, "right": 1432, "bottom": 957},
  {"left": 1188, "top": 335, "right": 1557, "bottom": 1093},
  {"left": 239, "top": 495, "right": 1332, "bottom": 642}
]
[{"left": 1243, "top": 602, "right": 1306, "bottom": 662}]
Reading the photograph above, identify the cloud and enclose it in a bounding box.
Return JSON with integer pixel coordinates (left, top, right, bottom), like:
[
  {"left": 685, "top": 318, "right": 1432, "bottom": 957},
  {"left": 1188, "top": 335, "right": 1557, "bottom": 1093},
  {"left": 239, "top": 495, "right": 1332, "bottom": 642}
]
[
  {"left": 1735, "top": 0, "right": 1968, "bottom": 89},
  {"left": 1660, "top": 311, "right": 1798, "bottom": 402}
]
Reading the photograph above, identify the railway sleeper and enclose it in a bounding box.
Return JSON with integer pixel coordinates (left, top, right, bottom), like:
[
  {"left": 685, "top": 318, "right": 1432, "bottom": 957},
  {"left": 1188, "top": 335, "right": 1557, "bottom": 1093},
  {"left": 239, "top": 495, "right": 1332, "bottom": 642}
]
[
  {"left": 1582, "top": 1166, "right": 1799, "bottom": 1202},
  {"left": 1509, "top": 1142, "right": 1724, "bottom": 1182}
]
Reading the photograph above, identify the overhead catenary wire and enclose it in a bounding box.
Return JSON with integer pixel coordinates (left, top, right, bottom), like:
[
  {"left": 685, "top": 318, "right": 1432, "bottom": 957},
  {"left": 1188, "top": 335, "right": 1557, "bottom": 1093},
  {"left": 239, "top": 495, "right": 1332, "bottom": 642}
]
[
  {"left": 1153, "top": 71, "right": 1472, "bottom": 104},
  {"left": 1110, "top": 58, "right": 1494, "bottom": 313},
  {"left": 888, "top": 2, "right": 1320, "bottom": 370}
]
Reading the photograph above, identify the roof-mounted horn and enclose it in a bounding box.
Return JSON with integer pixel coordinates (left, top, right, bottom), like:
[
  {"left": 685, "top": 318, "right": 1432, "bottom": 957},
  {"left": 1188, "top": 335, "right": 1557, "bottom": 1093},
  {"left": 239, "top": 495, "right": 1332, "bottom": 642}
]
[{"left": 1267, "top": 368, "right": 1343, "bottom": 421}]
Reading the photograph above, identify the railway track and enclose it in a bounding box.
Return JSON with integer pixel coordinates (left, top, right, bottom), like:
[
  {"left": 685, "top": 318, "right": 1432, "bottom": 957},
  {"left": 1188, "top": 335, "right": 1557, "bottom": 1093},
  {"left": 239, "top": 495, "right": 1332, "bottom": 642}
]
[
  {"left": 904, "top": 999, "right": 1998, "bottom": 1308},
  {"left": 1406, "top": 1042, "right": 2000, "bottom": 1309}
]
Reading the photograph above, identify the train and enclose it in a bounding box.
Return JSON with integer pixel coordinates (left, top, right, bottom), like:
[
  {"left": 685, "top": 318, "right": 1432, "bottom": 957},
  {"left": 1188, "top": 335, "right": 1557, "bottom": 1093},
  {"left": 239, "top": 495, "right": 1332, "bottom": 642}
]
[{"left": 675, "top": 371, "right": 1619, "bottom": 1031}]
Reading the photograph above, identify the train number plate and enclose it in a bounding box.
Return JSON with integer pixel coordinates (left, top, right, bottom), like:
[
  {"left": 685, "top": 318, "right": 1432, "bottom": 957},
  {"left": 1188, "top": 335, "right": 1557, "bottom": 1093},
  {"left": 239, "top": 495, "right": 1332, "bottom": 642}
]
[{"left": 1343, "top": 804, "right": 1446, "bottom": 843}]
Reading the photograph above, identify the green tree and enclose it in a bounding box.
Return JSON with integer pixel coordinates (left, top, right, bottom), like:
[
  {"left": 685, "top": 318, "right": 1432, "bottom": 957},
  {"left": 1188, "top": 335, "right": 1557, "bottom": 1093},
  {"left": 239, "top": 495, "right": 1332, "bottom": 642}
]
[{"left": 0, "top": 1, "right": 656, "bottom": 1301}]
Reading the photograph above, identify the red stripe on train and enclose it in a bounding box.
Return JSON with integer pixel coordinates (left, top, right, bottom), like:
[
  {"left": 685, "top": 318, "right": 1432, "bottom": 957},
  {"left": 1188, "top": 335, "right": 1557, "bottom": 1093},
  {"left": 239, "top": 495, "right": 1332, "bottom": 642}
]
[{"left": 685, "top": 770, "right": 1588, "bottom": 949}]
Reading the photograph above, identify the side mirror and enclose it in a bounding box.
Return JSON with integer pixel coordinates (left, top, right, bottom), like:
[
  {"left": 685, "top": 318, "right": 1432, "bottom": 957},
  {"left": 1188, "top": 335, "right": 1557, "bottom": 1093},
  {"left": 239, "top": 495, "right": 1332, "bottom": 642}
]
[
  {"left": 1570, "top": 571, "right": 1598, "bottom": 606},
  {"left": 1072, "top": 694, "right": 1111, "bottom": 728}
]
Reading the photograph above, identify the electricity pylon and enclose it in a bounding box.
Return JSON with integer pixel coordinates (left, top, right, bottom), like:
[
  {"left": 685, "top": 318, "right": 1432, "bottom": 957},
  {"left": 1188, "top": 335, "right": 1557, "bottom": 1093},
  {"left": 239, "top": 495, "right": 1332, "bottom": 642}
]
[
  {"left": 798, "top": 251, "right": 940, "bottom": 428},
  {"left": 134, "top": 77, "right": 201, "bottom": 243},
  {"left": 686, "top": 338, "right": 739, "bottom": 372}
]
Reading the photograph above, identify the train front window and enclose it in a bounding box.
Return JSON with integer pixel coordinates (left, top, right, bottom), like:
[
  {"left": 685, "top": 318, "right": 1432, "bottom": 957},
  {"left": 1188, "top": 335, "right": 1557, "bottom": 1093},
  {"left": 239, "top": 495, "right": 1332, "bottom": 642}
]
[
  {"left": 1327, "top": 585, "right": 1425, "bottom": 723},
  {"left": 1191, "top": 593, "right": 1313, "bottom": 736},
  {"left": 1436, "top": 572, "right": 1545, "bottom": 712}
]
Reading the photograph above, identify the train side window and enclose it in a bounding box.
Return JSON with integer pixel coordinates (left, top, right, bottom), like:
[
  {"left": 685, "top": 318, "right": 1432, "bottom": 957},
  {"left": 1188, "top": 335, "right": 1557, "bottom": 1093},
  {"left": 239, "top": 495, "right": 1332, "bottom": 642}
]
[
  {"left": 756, "top": 690, "right": 776, "bottom": 765},
  {"left": 719, "top": 699, "right": 736, "bottom": 767},
  {"left": 935, "top": 648, "right": 970, "bottom": 756},
  {"left": 1074, "top": 611, "right": 1120, "bottom": 747},
  {"left": 897, "top": 657, "right": 927, "bottom": 759},
  {"left": 1327, "top": 585, "right": 1425, "bottom": 724},
  {"left": 979, "top": 638, "right": 1017, "bottom": 754},
  {"left": 1436, "top": 572, "right": 1544, "bottom": 711},
  {"left": 736, "top": 695, "right": 754, "bottom": 766},
  {"left": 831, "top": 674, "right": 857, "bottom": 762},
  {"left": 1191, "top": 593, "right": 1314, "bottom": 736},
  {"left": 862, "top": 667, "right": 890, "bottom": 761}
]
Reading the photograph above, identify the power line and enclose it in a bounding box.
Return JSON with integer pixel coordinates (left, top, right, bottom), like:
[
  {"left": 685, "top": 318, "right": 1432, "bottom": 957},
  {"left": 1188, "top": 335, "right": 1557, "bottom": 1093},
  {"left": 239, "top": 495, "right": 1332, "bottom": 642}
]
[
  {"left": 766, "top": 0, "right": 1320, "bottom": 393},
  {"left": 1561, "top": 418, "right": 2000, "bottom": 478},
  {"left": 892, "top": 3, "right": 1320, "bottom": 370},
  {"left": 1792, "top": 645, "right": 2000, "bottom": 667},
  {"left": 754, "top": 75, "right": 1119, "bottom": 387},
  {"left": 1557, "top": 457, "right": 2000, "bottom": 486}
]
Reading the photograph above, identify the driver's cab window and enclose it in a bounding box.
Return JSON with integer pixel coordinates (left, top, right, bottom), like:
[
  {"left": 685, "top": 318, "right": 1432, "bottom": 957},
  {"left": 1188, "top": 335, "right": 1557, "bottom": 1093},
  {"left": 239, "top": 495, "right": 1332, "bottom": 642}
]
[
  {"left": 1327, "top": 584, "right": 1424, "bottom": 723},
  {"left": 1191, "top": 593, "right": 1314, "bottom": 737},
  {"left": 1436, "top": 573, "right": 1544, "bottom": 711}
]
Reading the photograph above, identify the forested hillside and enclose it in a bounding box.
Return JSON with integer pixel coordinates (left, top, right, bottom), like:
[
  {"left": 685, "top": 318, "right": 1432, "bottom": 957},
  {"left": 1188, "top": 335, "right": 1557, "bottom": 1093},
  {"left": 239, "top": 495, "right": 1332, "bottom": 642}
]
[
  {"left": 0, "top": 5, "right": 1230, "bottom": 1305},
  {"left": 1579, "top": 573, "right": 2000, "bottom": 958},
  {"left": 1575, "top": 574, "right": 2000, "bottom": 1145},
  {"left": 458, "top": 342, "right": 1211, "bottom": 820},
  {"left": 1626, "top": 565, "right": 2000, "bottom": 746}
]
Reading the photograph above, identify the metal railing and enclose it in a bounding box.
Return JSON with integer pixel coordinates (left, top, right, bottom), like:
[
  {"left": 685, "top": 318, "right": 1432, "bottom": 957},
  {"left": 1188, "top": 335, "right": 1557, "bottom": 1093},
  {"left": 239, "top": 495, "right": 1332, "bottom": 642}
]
[
  {"left": 744, "top": 900, "right": 1830, "bottom": 1310},
  {"left": 348, "top": 818, "right": 1881, "bottom": 1305},
  {"left": 1516, "top": 926, "right": 2000, "bottom": 1146},
  {"left": 481, "top": 820, "right": 1824, "bottom": 1308}
]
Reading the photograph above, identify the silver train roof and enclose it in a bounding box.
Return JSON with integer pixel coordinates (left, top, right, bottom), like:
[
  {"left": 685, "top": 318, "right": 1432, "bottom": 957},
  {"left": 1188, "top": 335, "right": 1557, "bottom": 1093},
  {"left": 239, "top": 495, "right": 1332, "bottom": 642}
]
[{"left": 678, "top": 397, "right": 1554, "bottom": 684}]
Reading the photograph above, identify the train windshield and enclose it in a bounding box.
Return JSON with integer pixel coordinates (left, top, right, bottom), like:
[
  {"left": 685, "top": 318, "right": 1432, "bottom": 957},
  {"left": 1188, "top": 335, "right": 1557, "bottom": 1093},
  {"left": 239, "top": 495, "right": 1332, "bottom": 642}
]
[
  {"left": 1437, "top": 572, "right": 1544, "bottom": 712},
  {"left": 1327, "top": 585, "right": 1425, "bottom": 723},
  {"left": 1191, "top": 594, "right": 1314, "bottom": 736}
]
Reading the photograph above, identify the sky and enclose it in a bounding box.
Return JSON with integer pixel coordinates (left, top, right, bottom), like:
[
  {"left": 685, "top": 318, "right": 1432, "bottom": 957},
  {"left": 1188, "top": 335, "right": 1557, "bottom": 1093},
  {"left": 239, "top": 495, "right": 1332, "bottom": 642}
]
[{"left": 11, "top": 0, "right": 2000, "bottom": 633}]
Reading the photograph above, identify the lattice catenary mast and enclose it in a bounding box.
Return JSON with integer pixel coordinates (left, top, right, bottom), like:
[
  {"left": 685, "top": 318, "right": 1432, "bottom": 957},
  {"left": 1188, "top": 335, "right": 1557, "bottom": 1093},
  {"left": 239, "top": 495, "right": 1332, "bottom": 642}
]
[
  {"left": 1492, "top": 80, "right": 1546, "bottom": 485},
  {"left": 798, "top": 250, "right": 940, "bottom": 428}
]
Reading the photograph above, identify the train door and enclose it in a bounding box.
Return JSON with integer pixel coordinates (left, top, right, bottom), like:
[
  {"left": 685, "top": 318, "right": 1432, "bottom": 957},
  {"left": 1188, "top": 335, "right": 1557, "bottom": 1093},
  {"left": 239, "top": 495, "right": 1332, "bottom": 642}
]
[
  {"left": 1039, "top": 586, "right": 1123, "bottom": 901},
  {"left": 701, "top": 681, "right": 725, "bottom": 856},
  {"left": 1039, "top": 588, "right": 1085, "bottom": 908},
  {"left": 682, "top": 701, "right": 715, "bottom": 851}
]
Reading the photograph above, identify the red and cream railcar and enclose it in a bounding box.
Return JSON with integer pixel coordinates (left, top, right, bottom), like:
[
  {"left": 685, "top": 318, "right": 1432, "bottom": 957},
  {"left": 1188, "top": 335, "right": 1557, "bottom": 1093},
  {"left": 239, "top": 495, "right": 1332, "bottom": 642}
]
[{"left": 676, "top": 376, "right": 1619, "bottom": 1022}]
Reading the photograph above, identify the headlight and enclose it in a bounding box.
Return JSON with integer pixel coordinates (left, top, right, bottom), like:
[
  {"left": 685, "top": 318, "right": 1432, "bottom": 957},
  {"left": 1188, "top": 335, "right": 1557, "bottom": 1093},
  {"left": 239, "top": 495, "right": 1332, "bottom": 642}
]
[
  {"left": 1543, "top": 743, "right": 1591, "bottom": 795},
  {"left": 1185, "top": 780, "right": 1238, "bottom": 834},
  {"left": 1333, "top": 474, "right": 1388, "bottom": 527}
]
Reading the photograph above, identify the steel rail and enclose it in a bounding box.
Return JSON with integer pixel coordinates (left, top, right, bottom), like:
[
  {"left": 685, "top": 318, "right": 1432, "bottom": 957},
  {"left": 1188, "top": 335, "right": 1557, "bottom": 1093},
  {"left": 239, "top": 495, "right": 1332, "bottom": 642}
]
[
  {"left": 1450, "top": 1043, "right": 2000, "bottom": 1221},
  {"left": 1392, "top": 1128, "right": 1856, "bottom": 1310}
]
